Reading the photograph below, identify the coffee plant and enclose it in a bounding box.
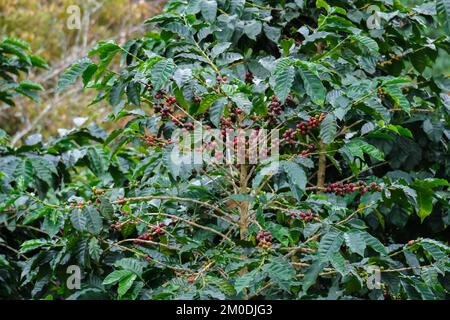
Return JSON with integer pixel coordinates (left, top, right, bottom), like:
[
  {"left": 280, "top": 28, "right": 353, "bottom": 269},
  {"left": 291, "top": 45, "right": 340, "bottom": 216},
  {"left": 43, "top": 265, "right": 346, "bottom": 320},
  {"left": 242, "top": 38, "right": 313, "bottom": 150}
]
[
  {"left": 0, "top": 37, "right": 48, "bottom": 107},
  {"left": 1, "top": 0, "right": 450, "bottom": 300}
]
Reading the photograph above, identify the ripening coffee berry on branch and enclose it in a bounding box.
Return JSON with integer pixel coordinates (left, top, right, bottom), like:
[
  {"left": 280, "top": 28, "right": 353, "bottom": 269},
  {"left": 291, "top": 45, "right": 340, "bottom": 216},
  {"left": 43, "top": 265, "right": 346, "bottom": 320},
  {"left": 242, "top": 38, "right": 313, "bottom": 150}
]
[
  {"left": 154, "top": 89, "right": 166, "bottom": 100},
  {"left": 217, "top": 75, "right": 228, "bottom": 83},
  {"left": 282, "top": 128, "right": 296, "bottom": 145},
  {"left": 290, "top": 209, "right": 316, "bottom": 222},
  {"left": 256, "top": 230, "right": 273, "bottom": 248},
  {"left": 325, "top": 181, "right": 382, "bottom": 196},
  {"left": 245, "top": 71, "right": 254, "bottom": 83},
  {"left": 300, "top": 144, "right": 316, "bottom": 157},
  {"left": 166, "top": 96, "right": 177, "bottom": 105},
  {"left": 296, "top": 113, "right": 326, "bottom": 136},
  {"left": 134, "top": 233, "right": 154, "bottom": 244},
  {"left": 183, "top": 122, "right": 195, "bottom": 131}
]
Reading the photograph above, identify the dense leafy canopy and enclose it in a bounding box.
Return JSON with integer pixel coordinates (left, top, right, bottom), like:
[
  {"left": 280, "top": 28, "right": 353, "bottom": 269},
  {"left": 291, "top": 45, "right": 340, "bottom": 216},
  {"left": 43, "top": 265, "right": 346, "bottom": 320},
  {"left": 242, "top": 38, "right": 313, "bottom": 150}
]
[
  {"left": 0, "top": 37, "right": 48, "bottom": 106},
  {"left": 1, "top": 0, "right": 450, "bottom": 300}
]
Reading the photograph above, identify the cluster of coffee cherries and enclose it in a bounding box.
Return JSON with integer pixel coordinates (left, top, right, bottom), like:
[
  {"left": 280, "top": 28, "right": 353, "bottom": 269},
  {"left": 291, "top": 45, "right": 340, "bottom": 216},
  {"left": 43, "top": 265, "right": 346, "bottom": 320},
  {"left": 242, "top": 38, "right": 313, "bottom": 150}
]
[
  {"left": 142, "top": 133, "right": 157, "bottom": 147},
  {"left": 134, "top": 233, "right": 154, "bottom": 244},
  {"left": 217, "top": 75, "right": 228, "bottom": 83},
  {"left": 361, "top": 181, "right": 383, "bottom": 193},
  {"left": 220, "top": 107, "right": 243, "bottom": 128},
  {"left": 193, "top": 95, "right": 202, "bottom": 104},
  {"left": 325, "top": 181, "right": 382, "bottom": 196},
  {"left": 300, "top": 144, "right": 316, "bottom": 157},
  {"left": 110, "top": 219, "right": 136, "bottom": 231},
  {"left": 170, "top": 114, "right": 197, "bottom": 131},
  {"left": 154, "top": 103, "right": 174, "bottom": 119},
  {"left": 289, "top": 209, "right": 317, "bottom": 222},
  {"left": 141, "top": 133, "right": 171, "bottom": 147},
  {"left": 282, "top": 128, "right": 296, "bottom": 145},
  {"left": 377, "top": 87, "right": 388, "bottom": 99},
  {"left": 245, "top": 71, "right": 254, "bottom": 84},
  {"left": 296, "top": 113, "right": 326, "bottom": 136},
  {"left": 221, "top": 117, "right": 233, "bottom": 128},
  {"left": 152, "top": 222, "right": 167, "bottom": 235},
  {"left": 67, "top": 201, "right": 85, "bottom": 209},
  {"left": 153, "top": 91, "right": 178, "bottom": 119},
  {"left": 256, "top": 230, "right": 273, "bottom": 248},
  {"left": 110, "top": 221, "right": 122, "bottom": 231},
  {"left": 134, "top": 222, "right": 168, "bottom": 244},
  {"left": 182, "top": 122, "right": 195, "bottom": 131},
  {"left": 268, "top": 96, "right": 287, "bottom": 116}
]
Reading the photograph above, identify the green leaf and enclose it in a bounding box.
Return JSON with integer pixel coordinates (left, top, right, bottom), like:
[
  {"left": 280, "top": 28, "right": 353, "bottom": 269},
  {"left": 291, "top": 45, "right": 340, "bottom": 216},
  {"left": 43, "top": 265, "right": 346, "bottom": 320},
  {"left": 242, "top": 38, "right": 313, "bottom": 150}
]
[
  {"left": 416, "top": 189, "right": 433, "bottom": 222},
  {"left": 386, "top": 124, "right": 413, "bottom": 139},
  {"left": 437, "top": 0, "right": 450, "bottom": 32},
  {"left": 71, "top": 209, "right": 87, "bottom": 232},
  {"left": 384, "top": 84, "right": 410, "bottom": 113},
  {"left": 201, "top": 0, "right": 218, "bottom": 23},
  {"left": 144, "top": 13, "right": 180, "bottom": 24},
  {"left": 126, "top": 82, "right": 141, "bottom": 107},
  {"left": 297, "top": 61, "right": 326, "bottom": 106},
  {"left": 14, "top": 159, "right": 33, "bottom": 187},
  {"left": 29, "top": 157, "right": 57, "bottom": 186},
  {"left": 230, "top": 93, "right": 252, "bottom": 114},
  {"left": 316, "top": 0, "right": 330, "bottom": 13},
  {"left": 302, "top": 261, "right": 326, "bottom": 293},
  {"left": 352, "top": 34, "right": 379, "bottom": 54},
  {"left": 330, "top": 252, "right": 348, "bottom": 276},
  {"left": 57, "top": 58, "right": 93, "bottom": 92},
  {"left": 103, "top": 270, "right": 133, "bottom": 285},
  {"left": 265, "top": 257, "right": 296, "bottom": 281},
  {"left": 197, "top": 94, "right": 223, "bottom": 114},
  {"left": 118, "top": 273, "right": 137, "bottom": 298},
  {"left": 318, "top": 229, "right": 344, "bottom": 262},
  {"left": 0, "top": 42, "right": 31, "bottom": 65},
  {"left": 19, "top": 80, "right": 44, "bottom": 91},
  {"left": 207, "top": 277, "right": 236, "bottom": 296},
  {"left": 210, "top": 42, "right": 231, "bottom": 59},
  {"left": 282, "top": 160, "right": 307, "bottom": 200},
  {"left": 346, "top": 139, "right": 385, "bottom": 161},
  {"left": 235, "top": 269, "right": 258, "bottom": 294},
  {"left": 3, "top": 37, "right": 30, "bottom": 50},
  {"left": 273, "top": 58, "right": 295, "bottom": 103},
  {"left": 209, "top": 97, "right": 227, "bottom": 127},
  {"left": 30, "top": 54, "right": 49, "bottom": 69},
  {"left": 344, "top": 230, "right": 366, "bottom": 257},
  {"left": 88, "top": 238, "right": 102, "bottom": 262},
  {"left": 264, "top": 24, "right": 281, "bottom": 43},
  {"left": 361, "top": 232, "right": 386, "bottom": 255},
  {"left": 23, "top": 207, "right": 51, "bottom": 225},
  {"left": 414, "top": 281, "right": 436, "bottom": 300},
  {"left": 86, "top": 147, "right": 108, "bottom": 176},
  {"left": 150, "top": 58, "right": 176, "bottom": 91},
  {"left": 114, "top": 258, "right": 145, "bottom": 276},
  {"left": 244, "top": 21, "right": 262, "bottom": 40},
  {"left": 420, "top": 239, "right": 450, "bottom": 261},
  {"left": 84, "top": 206, "right": 103, "bottom": 235},
  {"left": 20, "top": 239, "right": 49, "bottom": 254},
  {"left": 98, "top": 198, "right": 114, "bottom": 220},
  {"left": 319, "top": 113, "right": 337, "bottom": 144},
  {"left": 109, "top": 80, "right": 126, "bottom": 110}
]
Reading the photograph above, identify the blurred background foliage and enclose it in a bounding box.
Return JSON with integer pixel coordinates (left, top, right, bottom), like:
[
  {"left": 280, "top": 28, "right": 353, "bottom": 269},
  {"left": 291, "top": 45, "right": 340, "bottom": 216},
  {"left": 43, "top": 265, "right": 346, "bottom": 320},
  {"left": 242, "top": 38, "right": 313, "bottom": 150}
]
[
  {"left": 0, "top": 0, "right": 447, "bottom": 144},
  {"left": 402, "top": 0, "right": 450, "bottom": 75},
  {"left": 0, "top": 0, "right": 164, "bottom": 143}
]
